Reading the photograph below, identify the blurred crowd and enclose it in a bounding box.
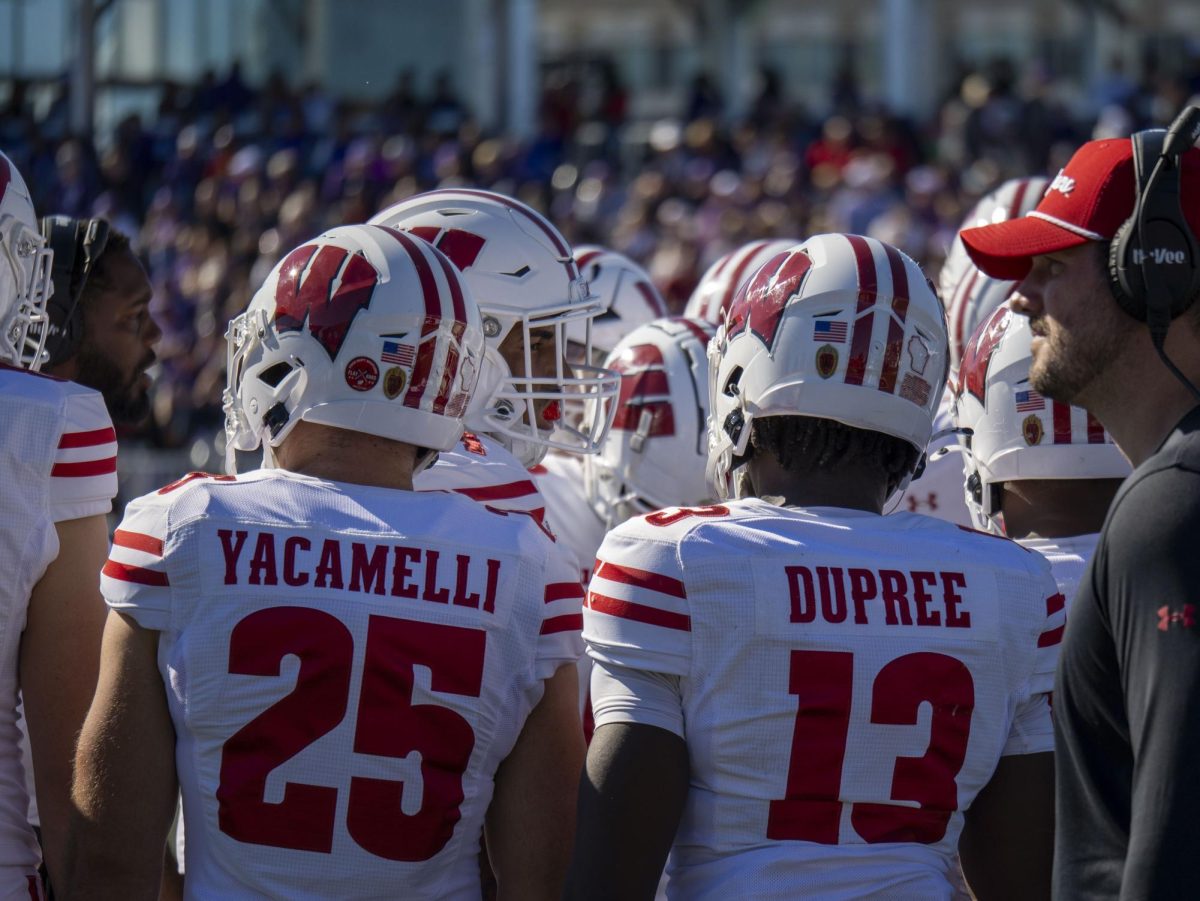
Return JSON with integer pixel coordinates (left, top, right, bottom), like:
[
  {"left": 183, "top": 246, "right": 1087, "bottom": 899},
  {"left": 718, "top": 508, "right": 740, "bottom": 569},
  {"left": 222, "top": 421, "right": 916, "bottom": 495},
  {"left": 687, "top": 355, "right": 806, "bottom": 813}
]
[{"left": 3, "top": 53, "right": 1199, "bottom": 449}]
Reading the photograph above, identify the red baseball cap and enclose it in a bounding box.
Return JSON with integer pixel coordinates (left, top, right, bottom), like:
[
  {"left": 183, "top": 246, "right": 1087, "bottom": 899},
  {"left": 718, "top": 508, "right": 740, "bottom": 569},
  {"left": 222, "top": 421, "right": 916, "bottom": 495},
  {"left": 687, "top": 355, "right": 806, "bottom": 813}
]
[{"left": 960, "top": 138, "right": 1200, "bottom": 280}]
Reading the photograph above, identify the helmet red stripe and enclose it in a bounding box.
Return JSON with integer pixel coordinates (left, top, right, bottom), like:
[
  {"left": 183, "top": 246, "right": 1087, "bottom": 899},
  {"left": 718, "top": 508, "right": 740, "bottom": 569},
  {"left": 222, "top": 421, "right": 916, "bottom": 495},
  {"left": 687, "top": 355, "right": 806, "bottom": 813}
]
[
  {"left": 843, "top": 235, "right": 879, "bottom": 386},
  {"left": 1086, "top": 411, "right": 1106, "bottom": 444},
  {"left": 952, "top": 269, "right": 981, "bottom": 365},
  {"left": 634, "top": 281, "right": 668, "bottom": 317},
  {"left": 1007, "top": 180, "right": 1032, "bottom": 220},
  {"left": 0, "top": 155, "right": 10, "bottom": 209},
  {"left": 878, "top": 243, "right": 912, "bottom": 394},
  {"left": 575, "top": 249, "right": 604, "bottom": 269},
  {"left": 1052, "top": 400, "right": 1073, "bottom": 444},
  {"left": 380, "top": 228, "right": 443, "bottom": 411},
  {"left": 718, "top": 241, "right": 771, "bottom": 323},
  {"left": 427, "top": 245, "right": 467, "bottom": 415},
  {"left": 672, "top": 317, "right": 715, "bottom": 345}
]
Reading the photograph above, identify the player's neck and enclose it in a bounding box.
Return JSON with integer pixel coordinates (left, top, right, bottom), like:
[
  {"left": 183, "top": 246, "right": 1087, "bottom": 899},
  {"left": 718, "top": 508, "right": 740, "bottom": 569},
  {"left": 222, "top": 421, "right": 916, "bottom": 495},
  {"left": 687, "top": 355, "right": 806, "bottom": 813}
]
[
  {"left": 1000, "top": 478, "right": 1123, "bottom": 540},
  {"left": 273, "top": 421, "right": 418, "bottom": 491},
  {"left": 747, "top": 460, "right": 887, "bottom": 514}
]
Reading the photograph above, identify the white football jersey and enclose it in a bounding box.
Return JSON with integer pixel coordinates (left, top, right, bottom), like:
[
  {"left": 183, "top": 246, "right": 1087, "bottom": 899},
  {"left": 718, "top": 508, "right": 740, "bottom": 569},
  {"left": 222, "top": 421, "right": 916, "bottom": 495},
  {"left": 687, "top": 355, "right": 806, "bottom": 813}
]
[
  {"left": 1018, "top": 533, "right": 1098, "bottom": 610},
  {"left": 530, "top": 454, "right": 607, "bottom": 585},
  {"left": 417, "top": 431, "right": 547, "bottom": 524},
  {"left": 102, "top": 468, "right": 583, "bottom": 900},
  {"left": 585, "top": 498, "right": 1061, "bottom": 900},
  {"left": 0, "top": 364, "right": 116, "bottom": 894},
  {"left": 900, "top": 387, "right": 972, "bottom": 525}
]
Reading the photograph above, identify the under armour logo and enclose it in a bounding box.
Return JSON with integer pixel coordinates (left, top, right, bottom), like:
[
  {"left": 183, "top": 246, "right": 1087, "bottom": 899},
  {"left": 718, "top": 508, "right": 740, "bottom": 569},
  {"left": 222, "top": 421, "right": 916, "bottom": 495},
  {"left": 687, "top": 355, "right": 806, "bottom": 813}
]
[
  {"left": 906, "top": 492, "right": 939, "bottom": 513},
  {"left": 1157, "top": 604, "right": 1195, "bottom": 631},
  {"left": 1048, "top": 172, "right": 1076, "bottom": 196}
]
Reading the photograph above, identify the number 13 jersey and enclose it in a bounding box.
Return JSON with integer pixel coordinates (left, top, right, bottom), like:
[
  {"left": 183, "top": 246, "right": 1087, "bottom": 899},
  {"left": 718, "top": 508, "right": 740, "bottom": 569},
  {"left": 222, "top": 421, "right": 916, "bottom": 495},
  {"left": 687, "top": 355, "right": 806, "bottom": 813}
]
[
  {"left": 102, "top": 468, "right": 583, "bottom": 900},
  {"left": 584, "top": 498, "right": 1061, "bottom": 900}
]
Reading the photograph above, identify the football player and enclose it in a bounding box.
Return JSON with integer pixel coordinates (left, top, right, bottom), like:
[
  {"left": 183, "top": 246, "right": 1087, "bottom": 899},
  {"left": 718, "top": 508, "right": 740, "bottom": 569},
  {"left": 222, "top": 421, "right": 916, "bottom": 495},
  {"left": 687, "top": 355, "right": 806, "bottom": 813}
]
[
  {"left": 954, "top": 303, "right": 1129, "bottom": 599},
  {"left": 535, "top": 246, "right": 674, "bottom": 583},
  {"left": 683, "top": 238, "right": 799, "bottom": 325},
  {"left": 909, "top": 177, "right": 1049, "bottom": 524},
  {"left": 567, "top": 235, "right": 1061, "bottom": 900},
  {"left": 37, "top": 217, "right": 160, "bottom": 426},
  {"left": 67, "top": 225, "right": 585, "bottom": 898},
  {"left": 369, "top": 190, "right": 620, "bottom": 525},
  {"left": 0, "top": 150, "right": 116, "bottom": 898}
]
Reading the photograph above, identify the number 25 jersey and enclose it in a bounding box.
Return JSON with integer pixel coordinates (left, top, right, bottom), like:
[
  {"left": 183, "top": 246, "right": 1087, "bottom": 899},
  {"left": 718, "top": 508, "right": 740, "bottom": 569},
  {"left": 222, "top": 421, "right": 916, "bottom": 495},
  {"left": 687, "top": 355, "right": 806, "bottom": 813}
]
[
  {"left": 584, "top": 498, "right": 1062, "bottom": 900},
  {"left": 102, "top": 468, "right": 583, "bottom": 900}
]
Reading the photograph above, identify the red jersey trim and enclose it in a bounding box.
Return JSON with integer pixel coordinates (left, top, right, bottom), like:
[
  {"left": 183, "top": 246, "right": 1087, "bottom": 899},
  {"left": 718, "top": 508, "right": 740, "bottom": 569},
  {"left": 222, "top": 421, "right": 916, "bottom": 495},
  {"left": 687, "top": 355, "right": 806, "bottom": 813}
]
[
  {"left": 454, "top": 479, "right": 539, "bottom": 502},
  {"left": 545, "top": 582, "right": 585, "bottom": 603},
  {"left": 102, "top": 559, "right": 169, "bottom": 587},
  {"left": 588, "top": 591, "right": 691, "bottom": 632},
  {"left": 57, "top": 426, "right": 117, "bottom": 449},
  {"left": 113, "top": 529, "right": 164, "bottom": 557},
  {"left": 1037, "top": 625, "right": 1065, "bottom": 648},
  {"left": 540, "top": 613, "right": 584, "bottom": 635},
  {"left": 593, "top": 559, "right": 687, "bottom": 599},
  {"left": 51, "top": 457, "right": 117, "bottom": 478}
]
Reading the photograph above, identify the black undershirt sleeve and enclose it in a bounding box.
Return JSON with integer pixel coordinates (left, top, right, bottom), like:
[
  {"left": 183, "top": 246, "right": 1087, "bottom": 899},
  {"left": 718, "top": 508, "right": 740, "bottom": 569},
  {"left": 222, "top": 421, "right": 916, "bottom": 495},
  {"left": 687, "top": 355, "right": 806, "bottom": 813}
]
[{"left": 1103, "top": 464, "right": 1200, "bottom": 898}]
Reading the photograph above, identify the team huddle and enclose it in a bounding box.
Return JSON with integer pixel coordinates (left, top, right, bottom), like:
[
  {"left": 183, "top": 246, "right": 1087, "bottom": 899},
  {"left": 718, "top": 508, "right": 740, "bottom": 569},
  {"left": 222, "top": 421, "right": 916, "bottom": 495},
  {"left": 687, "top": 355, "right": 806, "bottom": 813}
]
[{"left": 1, "top": 106, "right": 1198, "bottom": 900}]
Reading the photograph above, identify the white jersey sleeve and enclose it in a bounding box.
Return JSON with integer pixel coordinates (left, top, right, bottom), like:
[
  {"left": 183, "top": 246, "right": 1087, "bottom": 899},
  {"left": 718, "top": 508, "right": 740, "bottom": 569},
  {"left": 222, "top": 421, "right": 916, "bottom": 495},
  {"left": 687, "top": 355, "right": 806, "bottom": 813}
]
[
  {"left": 101, "top": 485, "right": 175, "bottom": 631},
  {"left": 49, "top": 384, "right": 118, "bottom": 522},
  {"left": 535, "top": 522, "right": 586, "bottom": 679},
  {"left": 583, "top": 514, "right": 691, "bottom": 678}
]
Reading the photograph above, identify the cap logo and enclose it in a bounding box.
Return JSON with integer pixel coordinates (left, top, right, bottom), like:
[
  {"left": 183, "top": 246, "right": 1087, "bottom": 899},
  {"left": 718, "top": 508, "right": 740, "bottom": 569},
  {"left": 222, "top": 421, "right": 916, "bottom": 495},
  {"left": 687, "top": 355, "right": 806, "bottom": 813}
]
[{"left": 1048, "top": 172, "right": 1075, "bottom": 197}]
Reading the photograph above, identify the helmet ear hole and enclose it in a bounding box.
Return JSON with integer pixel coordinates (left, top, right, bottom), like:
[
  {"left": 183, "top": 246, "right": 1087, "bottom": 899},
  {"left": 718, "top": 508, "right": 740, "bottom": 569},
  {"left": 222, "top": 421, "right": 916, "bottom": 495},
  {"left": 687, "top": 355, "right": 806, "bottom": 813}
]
[
  {"left": 723, "top": 366, "right": 743, "bottom": 397},
  {"left": 257, "top": 361, "right": 294, "bottom": 388}
]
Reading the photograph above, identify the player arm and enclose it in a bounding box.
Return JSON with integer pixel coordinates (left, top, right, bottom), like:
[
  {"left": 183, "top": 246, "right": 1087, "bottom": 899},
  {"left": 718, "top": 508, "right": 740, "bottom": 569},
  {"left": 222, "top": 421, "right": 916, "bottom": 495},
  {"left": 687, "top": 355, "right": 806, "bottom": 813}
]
[
  {"left": 564, "top": 660, "right": 689, "bottom": 901},
  {"left": 19, "top": 513, "right": 110, "bottom": 891},
  {"left": 64, "top": 611, "right": 177, "bottom": 901},
  {"left": 1105, "top": 471, "right": 1200, "bottom": 896},
  {"left": 959, "top": 750, "right": 1054, "bottom": 900},
  {"left": 485, "top": 661, "right": 583, "bottom": 901}
]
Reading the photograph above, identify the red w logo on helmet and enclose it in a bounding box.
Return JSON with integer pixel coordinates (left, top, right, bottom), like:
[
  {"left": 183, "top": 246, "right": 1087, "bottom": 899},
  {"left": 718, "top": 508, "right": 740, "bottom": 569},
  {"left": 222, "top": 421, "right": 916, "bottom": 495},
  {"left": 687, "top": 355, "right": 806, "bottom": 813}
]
[
  {"left": 274, "top": 244, "right": 380, "bottom": 360},
  {"left": 959, "top": 304, "right": 1012, "bottom": 404},
  {"left": 725, "top": 250, "right": 813, "bottom": 350}
]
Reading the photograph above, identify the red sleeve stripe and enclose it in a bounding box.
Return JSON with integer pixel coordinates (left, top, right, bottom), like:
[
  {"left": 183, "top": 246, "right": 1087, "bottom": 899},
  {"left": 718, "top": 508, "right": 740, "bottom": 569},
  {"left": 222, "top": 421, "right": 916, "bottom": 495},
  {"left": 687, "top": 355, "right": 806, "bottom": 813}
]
[
  {"left": 540, "top": 613, "right": 584, "bottom": 635},
  {"left": 51, "top": 456, "right": 117, "bottom": 478},
  {"left": 58, "top": 426, "right": 117, "bottom": 449},
  {"left": 102, "top": 559, "right": 169, "bottom": 587},
  {"left": 455, "top": 480, "right": 538, "bottom": 502},
  {"left": 545, "top": 582, "right": 585, "bottom": 603},
  {"left": 588, "top": 591, "right": 691, "bottom": 631},
  {"left": 1046, "top": 592, "right": 1066, "bottom": 616},
  {"left": 113, "top": 529, "right": 164, "bottom": 557},
  {"left": 1037, "top": 625, "right": 1064, "bottom": 648},
  {"left": 593, "top": 560, "right": 687, "bottom": 599}
]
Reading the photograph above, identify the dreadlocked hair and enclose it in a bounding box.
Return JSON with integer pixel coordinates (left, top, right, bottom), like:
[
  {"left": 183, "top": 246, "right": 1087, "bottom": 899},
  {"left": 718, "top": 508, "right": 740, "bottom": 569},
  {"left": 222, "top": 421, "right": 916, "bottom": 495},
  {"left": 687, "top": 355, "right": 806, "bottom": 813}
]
[{"left": 749, "top": 415, "right": 920, "bottom": 491}]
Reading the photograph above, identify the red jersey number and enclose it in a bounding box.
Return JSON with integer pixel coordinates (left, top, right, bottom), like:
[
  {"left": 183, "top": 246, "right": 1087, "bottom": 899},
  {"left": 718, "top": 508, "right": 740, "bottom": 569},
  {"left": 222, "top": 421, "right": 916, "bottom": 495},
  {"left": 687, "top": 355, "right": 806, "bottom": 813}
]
[
  {"left": 767, "top": 650, "right": 974, "bottom": 845},
  {"left": 217, "top": 607, "right": 485, "bottom": 860}
]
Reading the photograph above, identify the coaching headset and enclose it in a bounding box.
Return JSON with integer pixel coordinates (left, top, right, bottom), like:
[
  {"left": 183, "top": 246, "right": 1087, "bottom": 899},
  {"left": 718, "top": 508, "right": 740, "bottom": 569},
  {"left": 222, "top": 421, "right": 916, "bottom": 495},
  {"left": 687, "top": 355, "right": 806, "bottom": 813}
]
[
  {"left": 1107, "top": 104, "right": 1200, "bottom": 400},
  {"left": 37, "top": 215, "right": 110, "bottom": 368}
]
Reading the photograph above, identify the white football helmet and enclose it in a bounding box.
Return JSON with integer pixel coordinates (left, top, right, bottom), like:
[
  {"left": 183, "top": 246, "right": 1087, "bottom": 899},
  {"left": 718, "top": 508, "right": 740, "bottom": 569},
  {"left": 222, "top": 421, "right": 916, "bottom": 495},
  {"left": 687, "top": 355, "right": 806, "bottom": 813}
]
[
  {"left": 369, "top": 189, "right": 619, "bottom": 466},
  {"left": 568, "top": 245, "right": 669, "bottom": 358},
  {"left": 585, "top": 317, "right": 717, "bottom": 528},
  {"left": 684, "top": 238, "right": 799, "bottom": 325},
  {"left": 707, "top": 234, "right": 949, "bottom": 500},
  {"left": 939, "top": 177, "right": 1048, "bottom": 379},
  {"left": 224, "top": 224, "right": 484, "bottom": 472},
  {"left": 0, "top": 151, "right": 53, "bottom": 370},
  {"left": 952, "top": 303, "right": 1130, "bottom": 533}
]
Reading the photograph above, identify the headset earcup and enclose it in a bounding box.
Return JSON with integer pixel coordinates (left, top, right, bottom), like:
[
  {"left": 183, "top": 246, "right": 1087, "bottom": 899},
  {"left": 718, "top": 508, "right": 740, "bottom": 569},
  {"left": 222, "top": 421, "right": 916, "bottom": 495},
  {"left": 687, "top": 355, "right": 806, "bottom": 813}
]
[{"left": 1107, "top": 219, "right": 1146, "bottom": 321}]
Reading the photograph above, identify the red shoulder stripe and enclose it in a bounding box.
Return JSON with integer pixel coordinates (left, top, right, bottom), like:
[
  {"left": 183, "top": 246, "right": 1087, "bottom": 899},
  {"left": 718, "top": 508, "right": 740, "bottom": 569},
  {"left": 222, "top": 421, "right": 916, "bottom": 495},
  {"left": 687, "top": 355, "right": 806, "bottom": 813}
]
[
  {"left": 540, "top": 613, "right": 583, "bottom": 635},
  {"left": 455, "top": 479, "right": 538, "bottom": 502},
  {"left": 51, "top": 457, "right": 117, "bottom": 478},
  {"left": 593, "top": 559, "right": 687, "bottom": 599},
  {"left": 545, "top": 582, "right": 585, "bottom": 603},
  {"left": 102, "top": 560, "right": 169, "bottom": 587},
  {"left": 1037, "top": 625, "right": 1064, "bottom": 648},
  {"left": 58, "top": 426, "right": 117, "bottom": 449},
  {"left": 113, "top": 529, "right": 164, "bottom": 557},
  {"left": 588, "top": 591, "right": 691, "bottom": 631}
]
